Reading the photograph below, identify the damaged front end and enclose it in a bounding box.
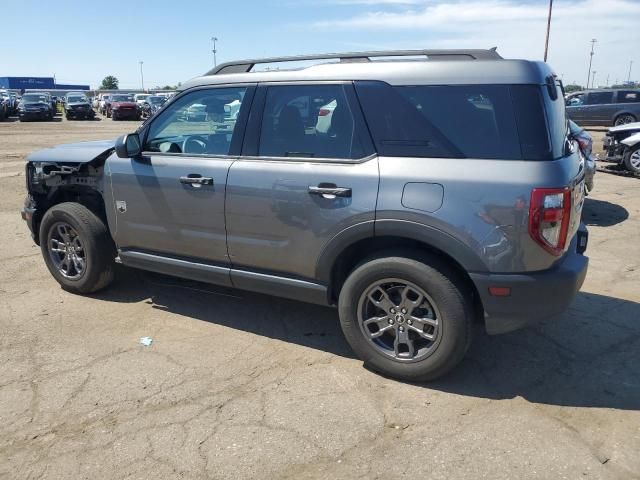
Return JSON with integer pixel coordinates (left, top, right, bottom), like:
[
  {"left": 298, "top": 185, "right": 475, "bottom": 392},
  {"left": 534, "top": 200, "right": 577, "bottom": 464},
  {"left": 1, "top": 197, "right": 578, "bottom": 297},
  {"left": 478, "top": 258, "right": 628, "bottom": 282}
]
[
  {"left": 603, "top": 122, "right": 640, "bottom": 163},
  {"left": 22, "top": 140, "right": 115, "bottom": 244}
]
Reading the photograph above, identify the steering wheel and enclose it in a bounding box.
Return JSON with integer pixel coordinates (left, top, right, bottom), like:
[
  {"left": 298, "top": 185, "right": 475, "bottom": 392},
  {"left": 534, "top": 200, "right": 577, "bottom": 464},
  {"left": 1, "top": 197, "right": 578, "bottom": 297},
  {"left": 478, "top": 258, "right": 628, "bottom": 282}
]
[{"left": 182, "top": 135, "right": 209, "bottom": 154}]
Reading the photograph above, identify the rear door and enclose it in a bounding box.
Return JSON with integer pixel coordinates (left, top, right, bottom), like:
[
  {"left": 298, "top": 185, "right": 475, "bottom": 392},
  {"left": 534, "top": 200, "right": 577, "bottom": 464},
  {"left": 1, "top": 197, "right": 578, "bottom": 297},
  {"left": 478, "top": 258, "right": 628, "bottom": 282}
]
[
  {"left": 108, "top": 85, "right": 254, "bottom": 278},
  {"left": 225, "top": 82, "right": 378, "bottom": 283},
  {"left": 583, "top": 91, "right": 615, "bottom": 124}
]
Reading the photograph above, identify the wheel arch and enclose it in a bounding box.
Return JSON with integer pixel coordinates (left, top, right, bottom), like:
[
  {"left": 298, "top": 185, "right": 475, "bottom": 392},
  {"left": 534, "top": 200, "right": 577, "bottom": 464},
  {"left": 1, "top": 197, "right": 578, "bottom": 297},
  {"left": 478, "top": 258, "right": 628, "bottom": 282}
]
[
  {"left": 32, "top": 186, "right": 109, "bottom": 245},
  {"left": 317, "top": 220, "right": 487, "bottom": 320}
]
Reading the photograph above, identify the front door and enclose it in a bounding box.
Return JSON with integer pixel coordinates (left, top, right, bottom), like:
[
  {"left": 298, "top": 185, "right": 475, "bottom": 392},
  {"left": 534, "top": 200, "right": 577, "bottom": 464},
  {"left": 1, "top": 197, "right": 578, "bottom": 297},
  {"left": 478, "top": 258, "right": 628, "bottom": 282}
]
[
  {"left": 225, "top": 83, "right": 379, "bottom": 282},
  {"left": 108, "top": 85, "right": 253, "bottom": 271}
]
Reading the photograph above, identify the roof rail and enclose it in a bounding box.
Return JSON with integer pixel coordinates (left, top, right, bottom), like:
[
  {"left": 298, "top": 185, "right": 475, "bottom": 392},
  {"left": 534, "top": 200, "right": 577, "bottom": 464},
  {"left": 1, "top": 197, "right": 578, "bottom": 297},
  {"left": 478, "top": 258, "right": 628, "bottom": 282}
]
[{"left": 205, "top": 48, "right": 502, "bottom": 75}]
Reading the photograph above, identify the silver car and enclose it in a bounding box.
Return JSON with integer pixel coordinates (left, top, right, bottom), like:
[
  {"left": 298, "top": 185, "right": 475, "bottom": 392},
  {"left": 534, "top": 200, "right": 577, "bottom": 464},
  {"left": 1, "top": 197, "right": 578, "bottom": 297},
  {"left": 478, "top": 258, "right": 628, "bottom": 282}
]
[{"left": 22, "top": 49, "right": 589, "bottom": 381}]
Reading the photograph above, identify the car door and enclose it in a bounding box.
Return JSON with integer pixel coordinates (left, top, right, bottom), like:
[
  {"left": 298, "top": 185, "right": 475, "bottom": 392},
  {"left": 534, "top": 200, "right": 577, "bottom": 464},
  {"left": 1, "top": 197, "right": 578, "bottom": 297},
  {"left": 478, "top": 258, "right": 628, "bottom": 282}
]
[
  {"left": 565, "top": 93, "right": 586, "bottom": 123},
  {"left": 107, "top": 85, "right": 254, "bottom": 284},
  {"left": 583, "top": 91, "right": 614, "bottom": 124},
  {"left": 225, "top": 83, "right": 378, "bottom": 286}
]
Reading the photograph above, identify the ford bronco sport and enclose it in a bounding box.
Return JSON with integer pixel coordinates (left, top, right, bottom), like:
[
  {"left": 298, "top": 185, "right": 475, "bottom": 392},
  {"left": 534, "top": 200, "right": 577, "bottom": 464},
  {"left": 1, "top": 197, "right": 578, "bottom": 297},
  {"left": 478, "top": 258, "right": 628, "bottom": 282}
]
[{"left": 21, "top": 49, "right": 589, "bottom": 381}]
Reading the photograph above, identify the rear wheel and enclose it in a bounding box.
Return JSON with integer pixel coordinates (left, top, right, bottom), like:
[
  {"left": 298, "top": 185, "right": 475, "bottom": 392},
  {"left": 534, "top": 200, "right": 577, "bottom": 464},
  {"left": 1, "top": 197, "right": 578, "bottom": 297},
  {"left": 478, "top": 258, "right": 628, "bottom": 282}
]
[
  {"left": 338, "top": 253, "right": 473, "bottom": 381},
  {"left": 39, "top": 202, "right": 115, "bottom": 294},
  {"left": 623, "top": 145, "right": 640, "bottom": 174},
  {"left": 614, "top": 114, "right": 636, "bottom": 126}
]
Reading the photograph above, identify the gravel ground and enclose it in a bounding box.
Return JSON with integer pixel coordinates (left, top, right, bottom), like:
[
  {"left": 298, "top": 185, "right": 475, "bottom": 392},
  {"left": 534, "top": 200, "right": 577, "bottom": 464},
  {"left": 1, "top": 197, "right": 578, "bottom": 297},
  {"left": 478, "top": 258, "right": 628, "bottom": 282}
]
[{"left": 0, "top": 114, "right": 639, "bottom": 479}]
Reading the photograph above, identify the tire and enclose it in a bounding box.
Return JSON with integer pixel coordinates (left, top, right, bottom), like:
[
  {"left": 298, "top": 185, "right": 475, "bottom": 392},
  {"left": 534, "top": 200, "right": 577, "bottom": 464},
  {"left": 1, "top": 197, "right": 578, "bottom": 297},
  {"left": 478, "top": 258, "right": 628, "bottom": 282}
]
[
  {"left": 112, "top": 113, "right": 118, "bottom": 121},
  {"left": 39, "top": 202, "right": 115, "bottom": 294},
  {"left": 623, "top": 144, "right": 640, "bottom": 174},
  {"left": 614, "top": 114, "right": 636, "bottom": 126},
  {"left": 338, "top": 252, "right": 473, "bottom": 382}
]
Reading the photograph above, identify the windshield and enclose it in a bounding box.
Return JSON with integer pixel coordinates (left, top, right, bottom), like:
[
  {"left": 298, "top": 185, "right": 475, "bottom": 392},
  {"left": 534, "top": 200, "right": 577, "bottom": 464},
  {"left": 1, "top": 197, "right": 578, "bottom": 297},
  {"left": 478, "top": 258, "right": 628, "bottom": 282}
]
[
  {"left": 23, "top": 94, "right": 47, "bottom": 104},
  {"left": 137, "top": 95, "right": 150, "bottom": 100},
  {"left": 148, "top": 96, "right": 165, "bottom": 105},
  {"left": 68, "top": 96, "right": 86, "bottom": 103},
  {"left": 111, "top": 95, "right": 132, "bottom": 102}
]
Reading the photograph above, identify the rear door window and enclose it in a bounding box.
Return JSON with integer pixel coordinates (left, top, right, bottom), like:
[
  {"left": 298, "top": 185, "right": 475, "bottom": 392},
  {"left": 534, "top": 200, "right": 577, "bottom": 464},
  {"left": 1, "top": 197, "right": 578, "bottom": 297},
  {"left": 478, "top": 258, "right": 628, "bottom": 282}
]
[
  {"left": 355, "top": 82, "right": 557, "bottom": 160},
  {"left": 258, "top": 84, "right": 366, "bottom": 159},
  {"left": 586, "top": 91, "right": 614, "bottom": 105},
  {"left": 616, "top": 91, "right": 640, "bottom": 103}
]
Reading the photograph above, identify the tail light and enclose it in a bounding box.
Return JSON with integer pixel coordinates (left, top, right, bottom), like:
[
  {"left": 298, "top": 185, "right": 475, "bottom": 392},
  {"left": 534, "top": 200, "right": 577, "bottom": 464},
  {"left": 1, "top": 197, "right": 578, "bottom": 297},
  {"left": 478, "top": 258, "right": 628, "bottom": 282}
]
[
  {"left": 318, "top": 108, "right": 331, "bottom": 116},
  {"left": 529, "top": 188, "right": 571, "bottom": 256}
]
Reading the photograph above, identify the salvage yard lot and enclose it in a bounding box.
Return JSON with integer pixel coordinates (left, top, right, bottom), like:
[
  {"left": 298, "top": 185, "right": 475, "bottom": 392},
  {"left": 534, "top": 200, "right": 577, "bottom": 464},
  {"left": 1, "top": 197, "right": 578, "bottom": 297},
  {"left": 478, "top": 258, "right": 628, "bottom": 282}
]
[{"left": 1, "top": 117, "right": 639, "bottom": 479}]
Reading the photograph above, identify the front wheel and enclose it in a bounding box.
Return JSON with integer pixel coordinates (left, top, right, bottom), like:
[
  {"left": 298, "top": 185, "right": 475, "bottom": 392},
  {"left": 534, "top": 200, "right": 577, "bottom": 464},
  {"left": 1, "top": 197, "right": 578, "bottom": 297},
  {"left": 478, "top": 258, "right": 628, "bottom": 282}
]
[
  {"left": 338, "top": 253, "right": 473, "bottom": 381},
  {"left": 39, "top": 202, "right": 115, "bottom": 294},
  {"left": 623, "top": 145, "right": 640, "bottom": 174}
]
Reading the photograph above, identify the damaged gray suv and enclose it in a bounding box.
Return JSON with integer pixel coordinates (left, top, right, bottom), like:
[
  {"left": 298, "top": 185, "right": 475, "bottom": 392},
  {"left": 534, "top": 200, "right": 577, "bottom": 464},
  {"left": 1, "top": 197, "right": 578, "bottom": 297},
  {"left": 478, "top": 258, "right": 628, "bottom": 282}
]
[{"left": 22, "top": 49, "right": 589, "bottom": 381}]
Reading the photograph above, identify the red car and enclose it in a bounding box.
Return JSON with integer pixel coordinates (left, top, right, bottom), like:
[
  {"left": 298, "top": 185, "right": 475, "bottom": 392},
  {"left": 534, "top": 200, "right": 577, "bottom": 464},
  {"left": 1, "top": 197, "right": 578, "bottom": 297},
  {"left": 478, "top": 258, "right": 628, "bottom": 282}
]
[{"left": 107, "top": 94, "right": 140, "bottom": 121}]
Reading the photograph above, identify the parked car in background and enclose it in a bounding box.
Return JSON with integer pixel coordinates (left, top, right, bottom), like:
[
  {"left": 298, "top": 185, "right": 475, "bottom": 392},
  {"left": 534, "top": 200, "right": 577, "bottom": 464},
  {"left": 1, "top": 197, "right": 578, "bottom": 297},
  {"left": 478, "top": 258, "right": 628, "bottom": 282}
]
[
  {"left": 107, "top": 93, "right": 139, "bottom": 120},
  {"left": 603, "top": 121, "right": 640, "bottom": 174},
  {"left": 565, "top": 89, "right": 640, "bottom": 126},
  {"left": 134, "top": 93, "right": 151, "bottom": 108},
  {"left": 99, "top": 94, "right": 112, "bottom": 115},
  {"left": 64, "top": 93, "right": 95, "bottom": 120},
  {"left": 568, "top": 120, "right": 595, "bottom": 192},
  {"left": 140, "top": 95, "right": 167, "bottom": 119},
  {"left": 18, "top": 93, "right": 54, "bottom": 121},
  {"left": 0, "top": 92, "right": 9, "bottom": 120},
  {"left": 0, "top": 90, "right": 14, "bottom": 117},
  {"left": 9, "top": 92, "right": 19, "bottom": 114},
  {"left": 20, "top": 49, "right": 589, "bottom": 382}
]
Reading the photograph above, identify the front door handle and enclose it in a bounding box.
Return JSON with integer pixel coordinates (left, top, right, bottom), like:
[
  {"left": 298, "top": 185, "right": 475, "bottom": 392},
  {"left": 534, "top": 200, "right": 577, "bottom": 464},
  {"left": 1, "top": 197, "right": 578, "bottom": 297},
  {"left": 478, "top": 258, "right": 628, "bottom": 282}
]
[
  {"left": 308, "top": 183, "right": 352, "bottom": 199},
  {"left": 179, "top": 174, "right": 214, "bottom": 187}
]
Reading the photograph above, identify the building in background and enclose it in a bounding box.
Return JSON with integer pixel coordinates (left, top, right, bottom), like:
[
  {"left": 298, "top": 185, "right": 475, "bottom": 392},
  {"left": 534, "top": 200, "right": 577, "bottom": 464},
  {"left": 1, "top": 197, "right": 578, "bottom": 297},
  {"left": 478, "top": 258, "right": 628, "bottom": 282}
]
[{"left": 0, "top": 76, "right": 89, "bottom": 92}]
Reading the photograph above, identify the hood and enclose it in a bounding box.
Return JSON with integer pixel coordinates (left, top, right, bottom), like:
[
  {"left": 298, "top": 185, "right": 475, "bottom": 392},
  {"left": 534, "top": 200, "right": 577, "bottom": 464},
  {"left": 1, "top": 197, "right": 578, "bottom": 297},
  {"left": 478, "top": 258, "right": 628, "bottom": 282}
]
[
  {"left": 27, "top": 139, "right": 116, "bottom": 165},
  {"left": 112, "top": 101, "right": 137, "bottom": 107},
  {"left": 608, "top": 122, "right": 640, "bottom": 133},
  {"left": 67, "top": 101, "right": 91, "bottom": 106}
]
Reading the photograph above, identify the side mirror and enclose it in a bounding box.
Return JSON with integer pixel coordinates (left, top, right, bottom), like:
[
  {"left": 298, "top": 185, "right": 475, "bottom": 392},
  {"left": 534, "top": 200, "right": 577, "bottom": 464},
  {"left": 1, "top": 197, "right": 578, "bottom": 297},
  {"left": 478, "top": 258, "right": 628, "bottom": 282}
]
[{"left": 115, "top": 133, "right": 142, "bottom": 158}]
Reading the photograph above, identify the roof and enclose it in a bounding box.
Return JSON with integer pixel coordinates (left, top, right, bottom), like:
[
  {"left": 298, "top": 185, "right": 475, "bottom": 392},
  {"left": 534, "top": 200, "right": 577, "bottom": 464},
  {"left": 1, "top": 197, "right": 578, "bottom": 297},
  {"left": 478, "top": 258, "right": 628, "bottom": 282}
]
[{"left": 181, "top": 49, "right": 554, "bottom": 91}]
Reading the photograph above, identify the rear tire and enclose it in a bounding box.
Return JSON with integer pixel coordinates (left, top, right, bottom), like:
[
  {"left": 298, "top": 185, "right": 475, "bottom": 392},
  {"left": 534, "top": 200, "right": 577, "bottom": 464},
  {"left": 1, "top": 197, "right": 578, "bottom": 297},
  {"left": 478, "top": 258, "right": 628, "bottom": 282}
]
[
  {"left": 338, "top": 252, "right": 473, "bottom": 382},
  {"left": 623, "top": 144, "right": 640, "bottom": 174},
  {"left": 39, "top": 202, "right": 115, "bottom": 294},
  {"left": 614, "top": 114, "right": 636, "bottom": 126}
]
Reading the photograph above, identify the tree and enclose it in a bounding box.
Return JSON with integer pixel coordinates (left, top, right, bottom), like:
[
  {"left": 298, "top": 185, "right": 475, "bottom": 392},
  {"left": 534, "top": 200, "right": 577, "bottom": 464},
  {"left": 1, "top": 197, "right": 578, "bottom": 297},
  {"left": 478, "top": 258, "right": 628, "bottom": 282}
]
[
  {"left": 100, "top": 76, "right": 119, "bottom": 90},
  {"left": 564, "top": 84, "right": 583, "bottom": 93}
]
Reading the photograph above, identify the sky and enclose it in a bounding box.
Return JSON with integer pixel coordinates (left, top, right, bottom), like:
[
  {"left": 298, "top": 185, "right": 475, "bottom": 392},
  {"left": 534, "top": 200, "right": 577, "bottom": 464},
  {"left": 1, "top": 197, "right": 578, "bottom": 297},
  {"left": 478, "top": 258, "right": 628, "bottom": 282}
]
[{"left": 1, "top": 0, "right": 638, "bottom": 89}]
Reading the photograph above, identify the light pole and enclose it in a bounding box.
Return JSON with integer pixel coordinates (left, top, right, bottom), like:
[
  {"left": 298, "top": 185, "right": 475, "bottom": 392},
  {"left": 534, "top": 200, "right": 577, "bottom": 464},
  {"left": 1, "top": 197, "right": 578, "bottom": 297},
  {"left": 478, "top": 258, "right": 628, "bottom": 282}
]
[
  {"left": 139, "top": 61, "right": 144, "bottom": 91},
  {"left": 543, "top": 0, "right": 553, "bottom": 62},
  {"left": 211, "top": 37, "right": 218, "bottom": 67},
  {"left": 592, "top": 71, "right": 597, "bottom": 89},
  {"left": 586, "top": 38, "right": 597, "bottom": 89},
  {"left": 628, "top": 61, "right": 634, "bottom": 84}
]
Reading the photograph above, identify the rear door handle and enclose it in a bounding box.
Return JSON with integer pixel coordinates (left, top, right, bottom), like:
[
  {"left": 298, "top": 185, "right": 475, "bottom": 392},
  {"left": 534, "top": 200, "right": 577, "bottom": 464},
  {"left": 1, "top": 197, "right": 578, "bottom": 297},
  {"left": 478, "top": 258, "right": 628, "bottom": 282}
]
[
  {"left": 179, "top": 174, "right": 214, "bottom": 187},
  {"left": 308, "top": 184, "right": 352, "bottom": 199}
]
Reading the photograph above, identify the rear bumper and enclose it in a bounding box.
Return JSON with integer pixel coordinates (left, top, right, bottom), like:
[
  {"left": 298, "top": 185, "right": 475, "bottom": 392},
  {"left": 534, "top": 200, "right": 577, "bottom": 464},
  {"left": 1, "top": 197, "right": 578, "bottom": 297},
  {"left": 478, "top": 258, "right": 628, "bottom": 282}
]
[{"left": 471, "top": 225, "right": 589, "bottom": 335}]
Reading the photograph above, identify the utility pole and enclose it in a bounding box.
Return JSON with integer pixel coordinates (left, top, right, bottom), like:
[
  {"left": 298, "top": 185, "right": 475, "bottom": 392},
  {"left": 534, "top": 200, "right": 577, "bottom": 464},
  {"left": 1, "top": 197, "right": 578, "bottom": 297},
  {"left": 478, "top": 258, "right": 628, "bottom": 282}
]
[
  {"left": 139, "top": 61, "right": 144, "bottom": 91},
  {"left": 211, "top": 37, "right": 218, "bottom": 67},
  {"left": 606, "top": 74, "right": 609, "bottom": 87},
  {"left": 592, "top": 71, "right": 597, "bottom": 89},
  {"left": 543, "top": 0, "right": 553, "bottom": 62},
  {"left": 628, "top": 61, "right": 634, "bottom": 84},
  {"left": 587, "top": 38, "right": 597, "bottom": 89}
]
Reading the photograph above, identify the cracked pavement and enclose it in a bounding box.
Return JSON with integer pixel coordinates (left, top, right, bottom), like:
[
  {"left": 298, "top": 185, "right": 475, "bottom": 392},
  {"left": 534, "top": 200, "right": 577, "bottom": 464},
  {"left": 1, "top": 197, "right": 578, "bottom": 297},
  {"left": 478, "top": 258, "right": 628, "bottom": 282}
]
[{"left": 0, "top": 119, "right": 639, "bottom": 479}]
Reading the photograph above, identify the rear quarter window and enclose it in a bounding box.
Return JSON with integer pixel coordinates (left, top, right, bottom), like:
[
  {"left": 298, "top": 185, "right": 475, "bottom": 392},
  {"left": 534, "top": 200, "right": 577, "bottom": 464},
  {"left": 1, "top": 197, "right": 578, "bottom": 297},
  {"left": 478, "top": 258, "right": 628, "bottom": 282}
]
[
  {"left": 355, "top": 82, "right": 559, "bottom": 160},
  {"left": 616, "top": 91, "right": 640, "bottom": 103}
]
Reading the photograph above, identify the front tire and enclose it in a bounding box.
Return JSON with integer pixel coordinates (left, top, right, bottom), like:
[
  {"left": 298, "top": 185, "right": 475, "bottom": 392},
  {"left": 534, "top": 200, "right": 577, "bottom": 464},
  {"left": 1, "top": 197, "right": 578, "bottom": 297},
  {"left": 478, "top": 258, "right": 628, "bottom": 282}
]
[
  {"left": 338, "top": 253, "right": 473, "bottom": 381},
  {"left": 623, "top": 145, "right": 640, "bottom": 174},
  {"left": 39, "top": 202, "right": 115, "bottom": 294}
]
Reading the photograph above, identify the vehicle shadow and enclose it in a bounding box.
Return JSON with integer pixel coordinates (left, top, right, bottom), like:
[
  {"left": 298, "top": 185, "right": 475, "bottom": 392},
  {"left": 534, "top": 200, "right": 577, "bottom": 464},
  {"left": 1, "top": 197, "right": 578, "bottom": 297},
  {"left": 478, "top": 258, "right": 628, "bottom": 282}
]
[
  {"left": 91, "top": 267, "right": 640, "bottom": 410},
  {"left": 582, "top": 197, "right": 629, "bottom": 227}
]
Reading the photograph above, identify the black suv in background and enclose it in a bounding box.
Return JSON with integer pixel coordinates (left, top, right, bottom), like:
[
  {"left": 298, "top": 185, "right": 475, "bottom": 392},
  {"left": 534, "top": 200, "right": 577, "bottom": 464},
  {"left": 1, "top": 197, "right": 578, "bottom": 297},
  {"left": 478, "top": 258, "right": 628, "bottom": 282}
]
[
  {"left": 18, "top": 93, "right": 55, "bottom": 121},
  {"left": 64, "top": 93, "right": 95, "bottom": 120},
  {"left": 565, "top": 89, "right": 640, "bottom": 126}
]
